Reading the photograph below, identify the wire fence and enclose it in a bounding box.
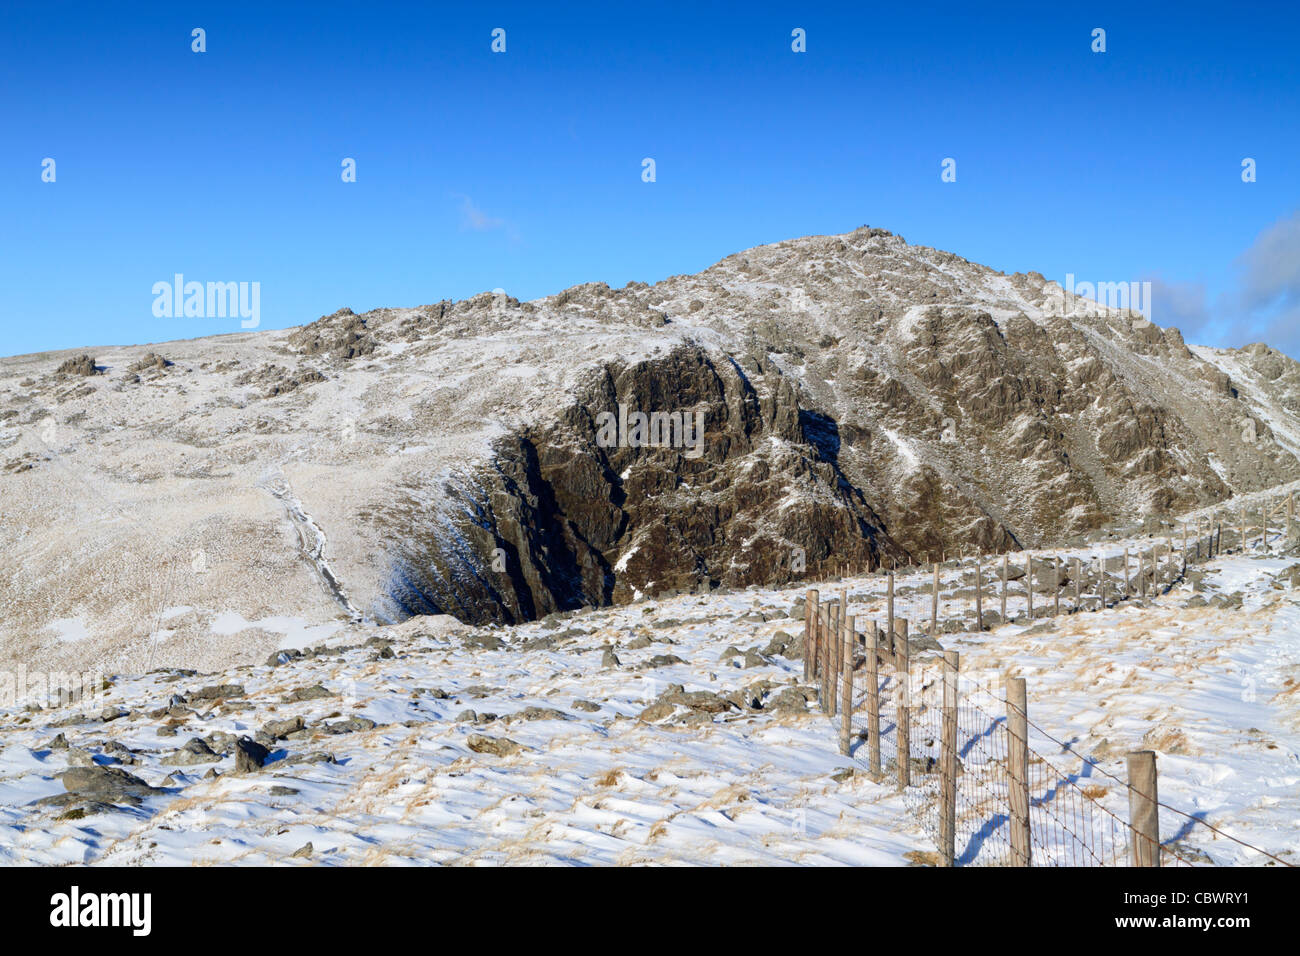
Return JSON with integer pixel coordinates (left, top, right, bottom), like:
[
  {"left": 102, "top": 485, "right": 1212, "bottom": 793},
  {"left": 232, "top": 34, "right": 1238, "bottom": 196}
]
[{"left": 804, "top": 502, "right": 1299, "bottom": 868}]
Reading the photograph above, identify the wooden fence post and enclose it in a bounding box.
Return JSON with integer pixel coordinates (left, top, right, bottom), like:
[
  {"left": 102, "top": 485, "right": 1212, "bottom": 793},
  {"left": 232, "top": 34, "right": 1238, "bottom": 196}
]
[
  {"left": 887, "top": 571, "right": 895, "bottom": 648},
  {"left": 839, "top": 615, "right": 855, "bottom": 755},
  {"left": 895, "top": 618, "right": 910, "bottom": 790},
  {"left": 1053, "top": 556, "right": 1061, "bottom": 616},
  {"left": 804, "top": 588, "right": 818, "bottom": 682},
  {"left": 940, "top": 650, "right": 959, "bottom": 866},
  {"left": 931, "top": 563, "right": 939, "bottom": 637},
  {"left": 827, "top": 601, "right": 840, "bottom": 716},
  {"left": 821, "top": 606, "right": 832, "bottom": 712},
  {"left": 1006, "top": 676, "right": 1031, "bottom": 867},
  {"left": 866, "top": 621, "right": 881, "bottom": 778},
  {"left": 835, "top": 587, "right": 847, "bottom": 712},
  {"left": 1001, "top": 553, "right": 1008, "bottom": 622},
  {"left": 815, "top": 602, "right": 826, "bottom": 710},
  {"left": 1072, "top": 556, "right": 1080, "bottom": 610},
  {"left": 974, "top": 556, "right": 983, "bottom": 631},
  {"left": 1127, "top": 750, "right": 1161, "bottom": 867},
  {"left": 1026, "top": 555, "right": 1034, "bottom": 620}
]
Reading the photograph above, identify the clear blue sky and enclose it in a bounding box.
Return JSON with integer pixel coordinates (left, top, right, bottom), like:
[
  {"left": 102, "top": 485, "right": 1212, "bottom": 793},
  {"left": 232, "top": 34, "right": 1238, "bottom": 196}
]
[{"left": 3, "top": 1, "right": 1298, "bottom": 357}]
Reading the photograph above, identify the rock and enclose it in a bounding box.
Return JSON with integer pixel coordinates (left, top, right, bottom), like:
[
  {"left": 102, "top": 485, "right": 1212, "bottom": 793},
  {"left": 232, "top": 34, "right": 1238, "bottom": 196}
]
[
  {"left": 283, "top": 684, "right": 334, "bottom": 703},
  {"left": 763, "top": 630, "right": 801, "bottom": 659},
  {"left": 513, "top": 706, "right": 568, "bottom": 722},
  {"left": 269, "top": 785, "right": 299, "bottom": 796},
  {"left": 455, "top": 709, "right": 478, "bottom": 722},
  {"left": 462, "top": 631, "right": 503, "bottom": 651},
  {"left": 60, "top": 765, "right": 162, "bottom": 805},
  {"left": 266, "top": 650, "right": 302, "bottom": 668},
  {"left": 65, "top": 747, "right": 98, "bottom": 767},
  {"left": 571, "top": 699, "right": 601, "bottom": 713},
  {"left": 233, "top": 737, "right": 270, "bottom": 774},
  {"left": 466, "top": 733, "right": 522, "bottom": 757},
  {"left": 601, "top": 647, "right": 621, "bottom": 669},
  {"left": 162, "top": 737, "right": 222, "bottom": 766},
  {"left": 626, "top": 635, "right": 653, "bottom": 650},
  {"left": 645, "top": 654, "right": 686, "bottom": 669},
  {"left": 291, "top": 842, "right": 313, "bottom": 859},
  {"left": 56, "top": 354, "right": 99, "bottom": 376},
  {"left": 660, "top": 688, "right": 734, "bottom": 714},
  {"left": 189, "top": 683, "right": 246, "bottom": 701},
  {"left": 41, "top": 733, "right": 69, "bottom": 751},
  {"left": 262, "top": 717, "right": 306, "bottom": 739},
  {"left": 770, "top": 687, "right": 808, "bottom": 714},
  {"left": 637, "top": 701, "right": 677, "bottom": 722},
  {"left": 322, "top": 716, "right": 376, "bottom": 735}
]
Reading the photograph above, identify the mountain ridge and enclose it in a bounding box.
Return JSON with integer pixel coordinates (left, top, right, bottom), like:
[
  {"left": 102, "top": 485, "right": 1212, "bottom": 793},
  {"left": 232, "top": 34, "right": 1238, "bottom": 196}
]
[{"left": 4, "top": 225, "right": 1300, "bottom": 675}]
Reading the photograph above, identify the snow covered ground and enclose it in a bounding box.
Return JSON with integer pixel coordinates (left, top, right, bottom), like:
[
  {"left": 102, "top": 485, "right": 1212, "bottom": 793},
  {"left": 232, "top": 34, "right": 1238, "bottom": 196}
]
[{"left": 1, "top": 524, "right": 1297, "bottom": 866}]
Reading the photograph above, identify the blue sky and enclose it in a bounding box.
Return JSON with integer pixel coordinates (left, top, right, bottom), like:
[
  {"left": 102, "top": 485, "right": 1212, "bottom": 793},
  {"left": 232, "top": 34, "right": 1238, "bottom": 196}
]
[{"left": 3, "top": 1, "right": 1298, "bottom": 357}]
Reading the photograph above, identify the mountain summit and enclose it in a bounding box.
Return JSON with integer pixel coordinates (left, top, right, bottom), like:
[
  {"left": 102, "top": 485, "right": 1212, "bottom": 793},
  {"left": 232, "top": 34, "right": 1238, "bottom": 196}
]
[{"left": 4, "top": 226, "right": 1299, "bottom": 674}]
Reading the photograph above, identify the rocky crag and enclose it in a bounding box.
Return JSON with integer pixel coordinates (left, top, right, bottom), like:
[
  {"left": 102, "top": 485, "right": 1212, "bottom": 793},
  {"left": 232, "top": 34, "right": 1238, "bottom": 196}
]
[{"left": 3, "top": 225, "right": 1299, "bottom": 673}]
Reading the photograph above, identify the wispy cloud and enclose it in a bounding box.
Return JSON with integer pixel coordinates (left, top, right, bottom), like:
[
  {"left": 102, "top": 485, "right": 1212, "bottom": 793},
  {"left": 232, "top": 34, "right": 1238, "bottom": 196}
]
[
  {"left": 1140, "top": 210, "right": 1300, "bottom": 358},
  {"left": 455, "top": 195, "right": 520, "bottom": 242}
]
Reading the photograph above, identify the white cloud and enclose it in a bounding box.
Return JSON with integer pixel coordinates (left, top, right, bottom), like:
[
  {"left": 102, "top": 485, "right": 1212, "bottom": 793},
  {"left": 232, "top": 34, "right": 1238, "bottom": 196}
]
[{"left": 456, "top": 195, "right": 519, "bottom": 241}]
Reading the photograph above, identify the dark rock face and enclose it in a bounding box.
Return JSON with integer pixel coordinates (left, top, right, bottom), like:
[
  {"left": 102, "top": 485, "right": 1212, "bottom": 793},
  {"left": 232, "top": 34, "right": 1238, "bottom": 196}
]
[{"left": 377, "top": 345, "right": 905, "bottom": 625}]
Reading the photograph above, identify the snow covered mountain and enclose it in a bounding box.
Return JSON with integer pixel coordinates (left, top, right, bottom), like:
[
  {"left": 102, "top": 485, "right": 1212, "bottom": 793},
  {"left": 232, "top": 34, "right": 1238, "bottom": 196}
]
[{"left": 3, "top": 225, "right": 1300, "bottom": 676}]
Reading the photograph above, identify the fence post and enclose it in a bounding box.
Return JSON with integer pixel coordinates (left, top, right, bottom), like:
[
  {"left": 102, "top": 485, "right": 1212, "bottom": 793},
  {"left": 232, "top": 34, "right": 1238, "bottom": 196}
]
[
  {"left": 1053, "top": 556, "right": 1061, "bottom": 616},
  {"left": 866, "top": 621, "right": 881, "bottom": 778},
  {"left": 1006, "top": 676, "right": 1031, "bottom": 867},
  {"left": 1123, "top": 547, "right": 1130, "bottom": 595},
  {"left": 940, "top": 650, "right": 959, "bottom": 866},
  {"left": 1026, "top": 555, "right": 1034, "bottom": 620},
  {"left": 974, "top": 556, "right": 983, "bottom": 631},
  {"left": 816, "top": 606, "right": 826, "bottom": 712},
  {"left": 804, "top": 588, "right": 818, "bottom": 682},
  {"left": 895, "top": 618, "right": 910, "bottom": 790},
  {"left": 826, "top": 601, "right": 839, "bottom": 716},
  {"left": 1099, "top": 554, "right": 1107, "bottom": 608},
  {"left": 1072, "top": 556, "right": 1081, "bottom": 610},
  {"left": 1001, "top": 553, "right": 1008, "bottom": 622},
  {"left": 1139, "top": 550, "right": 1148, "bottom": 600},
  {"left": 1127, "top": 750, "right": 1161, "bottom": 867},
  {"left": 887, "top": 571, "right": 895, "bottom": 649},
  {"left": 839, "top": 615, "right": 855, "bottom": 755},
  {"left": 931, "top": 562, "right": 939, "bottom": 637},
  {"left": 835, "top": 588, "right": 847, "bottom": 713}
]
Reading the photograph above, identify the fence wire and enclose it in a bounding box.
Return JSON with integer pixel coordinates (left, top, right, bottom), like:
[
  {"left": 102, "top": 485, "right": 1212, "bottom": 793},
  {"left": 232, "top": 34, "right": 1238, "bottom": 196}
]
[{"left": 811, "top": 516, "right": 1297, "bottom": 867}]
